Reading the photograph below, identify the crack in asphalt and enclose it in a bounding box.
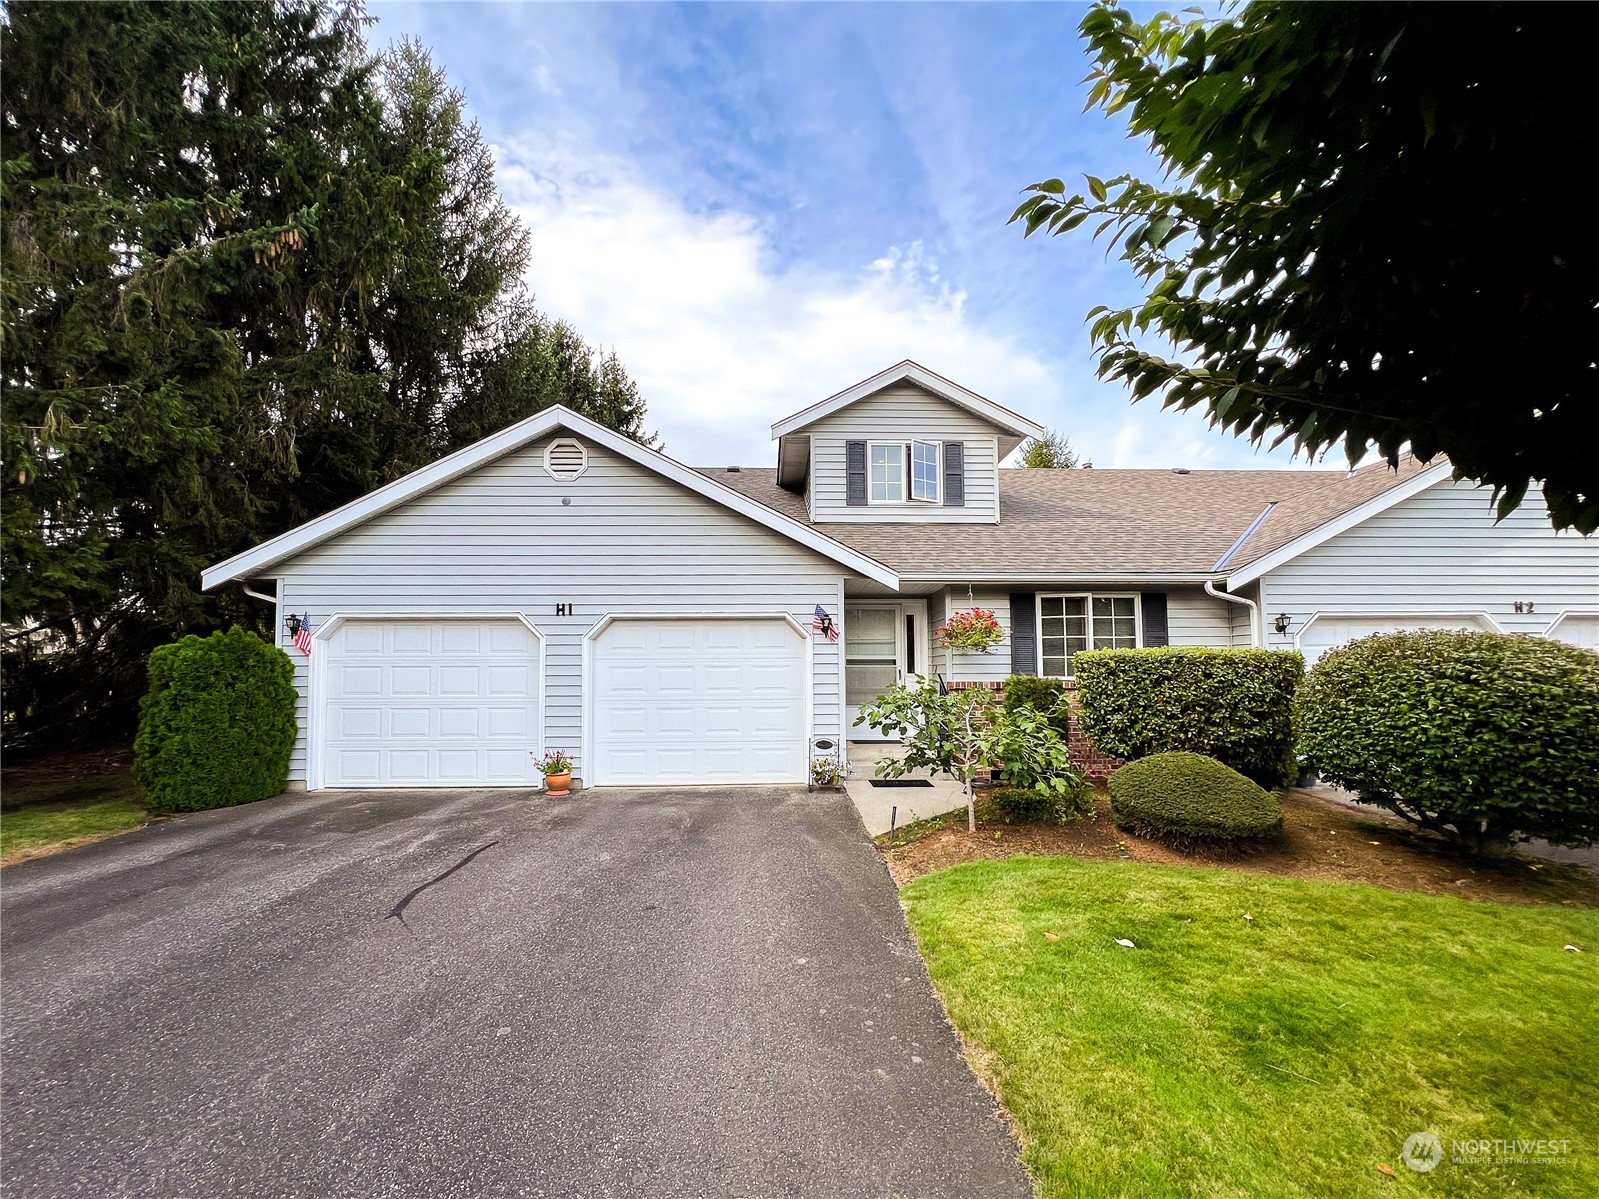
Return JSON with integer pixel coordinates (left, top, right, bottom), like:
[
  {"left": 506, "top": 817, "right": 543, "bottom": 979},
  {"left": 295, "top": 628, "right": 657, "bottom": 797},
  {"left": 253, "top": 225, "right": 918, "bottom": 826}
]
[{"left": 385, "top": 841, "right": 498, "bottom": 928}]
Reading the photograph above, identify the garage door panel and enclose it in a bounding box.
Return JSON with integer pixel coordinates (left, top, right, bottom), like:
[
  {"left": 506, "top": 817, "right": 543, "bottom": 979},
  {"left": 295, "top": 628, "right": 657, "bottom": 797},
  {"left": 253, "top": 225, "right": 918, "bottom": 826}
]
[
  {"left": 390, "top": 708, "right": 429, "bottom": 737},
  {"left": 657, "top": 666, "right": 696, "bottom": 695},
  {"left": 438, "top": 708, "right": 479, "bottom": 737},
  {"left": 322, "top": 619, "right": 539, "bottom": 787},
  {"left": 1298, "top": 614, "right": 1494, "bottom": 665},
  {"left": 392, "top": 624, "right": 432, "bottom": 654},
  {"left": 343, "top": 624, "right": 386, "bottom": 655},
  {"left": 440, "top": 624, "right": 482, "bottom": 654},
  {"left": 339, "top": 666, "right": 384, "bottom": 696},
  {"left": 591, "top": 618, "right": 806, "bottom": 786}
]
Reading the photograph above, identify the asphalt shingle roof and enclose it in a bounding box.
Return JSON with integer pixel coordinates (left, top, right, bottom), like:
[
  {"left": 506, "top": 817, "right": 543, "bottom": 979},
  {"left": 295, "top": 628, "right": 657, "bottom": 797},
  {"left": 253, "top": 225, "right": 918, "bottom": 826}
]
[{"left": 700, "top": 456, "right": 1438, "bottom": 577}]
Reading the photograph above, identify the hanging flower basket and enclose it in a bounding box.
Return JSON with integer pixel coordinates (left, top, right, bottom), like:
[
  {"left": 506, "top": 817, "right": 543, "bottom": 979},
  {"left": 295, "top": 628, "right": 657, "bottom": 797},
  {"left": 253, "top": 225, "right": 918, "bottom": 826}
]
[{"left": 935, "top": 608, "right": 1004, "bottom": 653}]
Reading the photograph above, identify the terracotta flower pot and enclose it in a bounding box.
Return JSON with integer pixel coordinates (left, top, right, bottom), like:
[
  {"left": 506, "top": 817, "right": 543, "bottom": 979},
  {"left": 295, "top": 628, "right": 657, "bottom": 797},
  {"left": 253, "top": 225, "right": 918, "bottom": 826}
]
[{"left": 543, "top": 771, "right": 572, "bottom": 797}]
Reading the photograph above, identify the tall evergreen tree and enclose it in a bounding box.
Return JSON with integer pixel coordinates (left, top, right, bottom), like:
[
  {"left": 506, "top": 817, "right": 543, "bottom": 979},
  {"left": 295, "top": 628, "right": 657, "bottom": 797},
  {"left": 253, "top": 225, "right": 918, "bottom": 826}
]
[{"left": 1, "top": 3, "right": 653, "bottom": 749}]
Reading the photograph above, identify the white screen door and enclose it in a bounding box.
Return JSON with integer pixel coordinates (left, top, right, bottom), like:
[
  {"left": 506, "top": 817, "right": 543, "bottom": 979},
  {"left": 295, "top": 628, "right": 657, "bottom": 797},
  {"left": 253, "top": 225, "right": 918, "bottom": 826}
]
[{"left": 845, "top": 605, "right": 901, "bottom": 741}]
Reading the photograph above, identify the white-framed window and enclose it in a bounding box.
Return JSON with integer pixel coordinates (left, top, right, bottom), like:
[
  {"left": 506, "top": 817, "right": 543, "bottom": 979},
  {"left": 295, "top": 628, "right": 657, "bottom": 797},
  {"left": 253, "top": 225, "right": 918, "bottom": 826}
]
[
  {"left": 869, "top": 440, "right": 941, "bottom": 504},
  {"left": 1039, "top": 593, "right": 1140, "bottom": 678},
  {"left": 911, "top": 440, "right": 940, "bottom": 502}
]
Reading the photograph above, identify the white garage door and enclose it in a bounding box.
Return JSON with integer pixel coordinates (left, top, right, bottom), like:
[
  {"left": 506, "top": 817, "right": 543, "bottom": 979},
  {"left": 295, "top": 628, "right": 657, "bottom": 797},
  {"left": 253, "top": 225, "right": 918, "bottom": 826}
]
[
  {"left": 321, "top": 619, "right": 539, "bottom": 787},
  {"left": 591, "top": 619, "right": 807, "bottom": 785},
  {"left": 1546, "top": 613, "right": 1599, "bottom": 650},
  {"left": 1297, "top": 614, "right": 1495, "bottom": 666}
]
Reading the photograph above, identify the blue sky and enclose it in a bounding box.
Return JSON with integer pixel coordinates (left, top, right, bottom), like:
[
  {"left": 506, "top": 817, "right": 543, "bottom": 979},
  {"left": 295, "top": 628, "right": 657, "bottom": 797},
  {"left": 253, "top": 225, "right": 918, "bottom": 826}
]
[{"left": 369, "top": 2, "right": 1323, "bottom": 471}]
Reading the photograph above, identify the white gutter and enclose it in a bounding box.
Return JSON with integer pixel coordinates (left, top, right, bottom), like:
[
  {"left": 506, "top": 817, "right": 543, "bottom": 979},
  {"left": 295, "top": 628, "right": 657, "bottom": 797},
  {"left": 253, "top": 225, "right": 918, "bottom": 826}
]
[
  {"left": 1205, "top": 578, "right": 1261, "bottom": 648},
  {"left": 242, "top": 584, "right": 276, "bottom": 606}
]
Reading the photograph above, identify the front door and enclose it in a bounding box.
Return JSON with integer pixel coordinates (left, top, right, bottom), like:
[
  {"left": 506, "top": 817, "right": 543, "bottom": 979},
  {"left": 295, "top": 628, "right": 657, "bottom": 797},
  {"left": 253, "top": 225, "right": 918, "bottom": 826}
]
[{"left": 846, "top": 605, "right": 904, "bottom": 741}]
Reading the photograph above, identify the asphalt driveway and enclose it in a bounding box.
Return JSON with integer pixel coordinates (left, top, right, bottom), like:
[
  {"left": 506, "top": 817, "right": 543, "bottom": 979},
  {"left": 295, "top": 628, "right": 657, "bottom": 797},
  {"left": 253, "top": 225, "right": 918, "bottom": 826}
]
[{"left": 1, "top": 786, "right": 1031, "bottom": 1199}]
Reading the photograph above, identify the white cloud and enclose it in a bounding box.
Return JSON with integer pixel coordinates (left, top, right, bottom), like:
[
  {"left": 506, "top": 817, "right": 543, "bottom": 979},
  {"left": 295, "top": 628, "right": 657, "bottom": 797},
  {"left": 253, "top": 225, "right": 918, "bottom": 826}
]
[
  {"left": 494, "top": 136, "right": 1061, "bottom": 465},
  {"left": 493, "top": 135, "right": 1344, "bottom": 472}
]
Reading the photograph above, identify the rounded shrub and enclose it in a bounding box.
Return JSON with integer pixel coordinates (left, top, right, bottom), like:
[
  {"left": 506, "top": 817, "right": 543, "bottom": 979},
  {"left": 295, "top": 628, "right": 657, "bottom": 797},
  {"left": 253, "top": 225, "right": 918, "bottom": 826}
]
[
  {"left": 1296, "top": 630, "right": 1599, "bottom": 851},
  {"left": 134, "top": 627, "right": 298, "bottom": 814},
  {"left": 1108, "top": 751, "right": 1283, "bottom": 846}
]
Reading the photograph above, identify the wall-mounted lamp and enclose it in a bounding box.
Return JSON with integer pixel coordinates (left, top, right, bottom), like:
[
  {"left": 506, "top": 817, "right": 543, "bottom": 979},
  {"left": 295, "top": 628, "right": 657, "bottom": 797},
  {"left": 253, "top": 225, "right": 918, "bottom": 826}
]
[
  {"left": 285, "top": 612, "right": 303, "bottom": 638},
  {"left": 1273, "top": 612, "right": 1292, "bottom": 635}
]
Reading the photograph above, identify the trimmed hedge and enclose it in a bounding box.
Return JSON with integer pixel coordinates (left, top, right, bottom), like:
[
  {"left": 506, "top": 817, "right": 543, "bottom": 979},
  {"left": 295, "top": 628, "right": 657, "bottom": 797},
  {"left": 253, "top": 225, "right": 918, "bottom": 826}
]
[
  {"left": 1297, "top": 630, "right": 1599, "bottom": 850},
  {"left": 1074, "top": 648, "right": 1303, "bottom": 787},
  {"left": 1109, "top": 751, "right": 1283, "bottom": 845},
  {"left": 990, "top": 781, "right": 1092, "bottom": 825},
  {"left": 134, "top": 628, "right": 298, "bottom": 813}
]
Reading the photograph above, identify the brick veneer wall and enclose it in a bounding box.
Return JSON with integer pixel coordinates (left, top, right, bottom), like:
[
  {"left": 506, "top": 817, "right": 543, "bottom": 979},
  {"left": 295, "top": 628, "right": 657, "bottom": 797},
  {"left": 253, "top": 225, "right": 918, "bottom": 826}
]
[{"left": 943, "top": 679, "right": 1124, "bottom": 780}]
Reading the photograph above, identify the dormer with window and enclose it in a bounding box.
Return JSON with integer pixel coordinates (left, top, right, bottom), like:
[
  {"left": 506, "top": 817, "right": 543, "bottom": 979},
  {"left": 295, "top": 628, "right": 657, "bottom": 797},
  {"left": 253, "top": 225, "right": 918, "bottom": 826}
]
[{"left": 770, "top": 361, "right": 1042, "bottom": 525}]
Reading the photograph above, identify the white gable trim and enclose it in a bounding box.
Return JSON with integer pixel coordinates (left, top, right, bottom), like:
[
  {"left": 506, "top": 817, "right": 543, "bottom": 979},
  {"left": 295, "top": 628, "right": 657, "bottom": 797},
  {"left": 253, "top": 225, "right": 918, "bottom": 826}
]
[
  {"left": 202, "top": 406, "right": 900, "bottom": 591},
  {"left": 770, "top": 360, "right": 1046, "bottom": 441},
  {"left": 1224, "top": 462, "right": 1454, "bottom": 587}
]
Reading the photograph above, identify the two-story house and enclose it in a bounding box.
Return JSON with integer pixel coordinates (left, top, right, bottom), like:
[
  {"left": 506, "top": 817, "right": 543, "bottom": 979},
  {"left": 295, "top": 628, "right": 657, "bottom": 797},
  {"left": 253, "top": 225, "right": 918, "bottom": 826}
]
[{"left": 204, "top": 361, "right": 1599, "bottom": 791}]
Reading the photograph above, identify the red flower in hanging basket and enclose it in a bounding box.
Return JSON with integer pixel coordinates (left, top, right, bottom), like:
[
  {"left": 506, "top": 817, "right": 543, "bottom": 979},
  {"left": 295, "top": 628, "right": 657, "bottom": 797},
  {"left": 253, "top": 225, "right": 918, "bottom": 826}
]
[{"left": 935, "top": 608, "right": 1004, "bottom": 652}]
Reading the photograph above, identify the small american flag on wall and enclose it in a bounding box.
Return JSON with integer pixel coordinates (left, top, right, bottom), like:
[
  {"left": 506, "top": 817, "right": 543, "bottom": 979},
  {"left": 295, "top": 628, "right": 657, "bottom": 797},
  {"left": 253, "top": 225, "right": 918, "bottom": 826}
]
[
  {"left": 293, "top": 616, "right": 313, "bottom": 656},
  {"left": 813, "top": 604, "right": 839, "bottom": 643}
]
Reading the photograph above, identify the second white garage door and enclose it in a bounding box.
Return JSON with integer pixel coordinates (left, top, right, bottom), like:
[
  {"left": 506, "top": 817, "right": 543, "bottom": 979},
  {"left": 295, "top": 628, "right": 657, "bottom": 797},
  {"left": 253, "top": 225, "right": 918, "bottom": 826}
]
[
  {"left": 591, "top": 618, "right": 807, "bottom": 785},
  {"left": 1296, "top": 613, "right": 1496, "bottom": 666}
]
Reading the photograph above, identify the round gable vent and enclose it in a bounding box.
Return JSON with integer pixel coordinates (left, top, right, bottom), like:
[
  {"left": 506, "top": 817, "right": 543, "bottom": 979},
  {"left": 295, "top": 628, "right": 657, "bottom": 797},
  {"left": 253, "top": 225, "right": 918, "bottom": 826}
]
[{"left": 544, "top": 438, "right": 588, "bottom": 480}]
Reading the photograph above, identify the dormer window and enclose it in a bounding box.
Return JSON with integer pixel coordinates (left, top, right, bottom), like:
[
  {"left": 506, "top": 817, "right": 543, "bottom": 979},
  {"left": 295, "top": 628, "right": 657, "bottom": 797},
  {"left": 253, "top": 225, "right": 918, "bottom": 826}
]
[{"left": 870, "top": 440, "right": 940, "bottom": 504}]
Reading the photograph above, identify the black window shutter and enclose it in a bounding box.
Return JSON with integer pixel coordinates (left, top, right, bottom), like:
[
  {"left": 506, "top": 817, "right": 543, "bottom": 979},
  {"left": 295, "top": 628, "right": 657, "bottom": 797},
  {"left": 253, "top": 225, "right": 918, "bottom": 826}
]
[
  {"left": 943, "top": 441, "right": 965, "bottom": 507},
  {"left": 845, "top": 441, "right": 867, "bottom": 506},
  {"left": 1140, "top": 592, "right": 1169, "bottom": 647},
  {"left": 1009, "top": 592, "right": 1037, "bottom": 675}
]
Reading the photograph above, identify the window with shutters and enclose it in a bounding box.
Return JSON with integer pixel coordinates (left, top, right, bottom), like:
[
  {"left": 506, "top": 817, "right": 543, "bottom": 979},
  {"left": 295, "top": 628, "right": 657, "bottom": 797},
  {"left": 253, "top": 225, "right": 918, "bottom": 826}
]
[
  {"left": 544, "top": 438, "right": 588, "bottom": 480},
  {"left": 870, "top": 440, "right": 940, "bottom": 504},
  {"left": 1038, "top": 593, "right": 1140, "bottom": 678}
]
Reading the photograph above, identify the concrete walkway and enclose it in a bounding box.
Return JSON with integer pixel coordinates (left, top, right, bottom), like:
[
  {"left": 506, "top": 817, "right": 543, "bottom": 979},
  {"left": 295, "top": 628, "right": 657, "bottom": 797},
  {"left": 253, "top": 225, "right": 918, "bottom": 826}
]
[{"left": 846, "top": 742, "right": 970, "bottom": 836}]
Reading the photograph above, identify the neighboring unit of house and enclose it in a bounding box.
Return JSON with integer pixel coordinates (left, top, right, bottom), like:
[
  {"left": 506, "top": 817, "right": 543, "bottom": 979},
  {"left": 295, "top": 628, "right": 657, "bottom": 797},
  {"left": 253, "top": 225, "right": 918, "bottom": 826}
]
[{"left": 202, "top": 361, "right": 1599, "bottom": 791}]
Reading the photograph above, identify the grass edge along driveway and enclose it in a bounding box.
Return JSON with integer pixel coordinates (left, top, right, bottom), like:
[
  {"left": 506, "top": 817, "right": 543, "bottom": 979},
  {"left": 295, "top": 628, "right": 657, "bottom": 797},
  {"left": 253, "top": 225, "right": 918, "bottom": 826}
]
[
  {"left": 1, "top": 774, "right": 149, "bottom": 865},
  {"left": 902, "top": 856, "right": 1597, "bottom": 1199}
]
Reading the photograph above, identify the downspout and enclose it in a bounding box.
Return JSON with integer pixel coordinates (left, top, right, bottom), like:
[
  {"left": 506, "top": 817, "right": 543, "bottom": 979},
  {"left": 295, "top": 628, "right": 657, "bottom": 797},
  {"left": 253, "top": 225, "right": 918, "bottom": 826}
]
[
  {"left": 1205, "top": 578, "right": 1261, "bottom": 648},
  {"left": 243, "top": 583, "right": 282, "bottom": 649}
]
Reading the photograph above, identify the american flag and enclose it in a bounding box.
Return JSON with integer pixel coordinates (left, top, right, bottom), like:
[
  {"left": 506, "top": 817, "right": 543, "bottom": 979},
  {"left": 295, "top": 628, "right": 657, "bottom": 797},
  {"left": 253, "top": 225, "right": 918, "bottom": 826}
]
[
  {"left": 293, "top": 616, "right": 313, "bottom": 656},
  {"left": 813, "top": 604, "right": 839, "bottom": 643}
]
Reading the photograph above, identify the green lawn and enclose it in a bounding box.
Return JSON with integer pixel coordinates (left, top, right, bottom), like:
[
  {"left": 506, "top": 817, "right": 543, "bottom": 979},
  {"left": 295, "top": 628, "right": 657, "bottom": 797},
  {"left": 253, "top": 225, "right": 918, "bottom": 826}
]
[
  {"left": 1, "top": 773, "right": 149, "bottom": 863},
  {"left": 902, "top": 857, "right": 1597, "bottom": 1199}
]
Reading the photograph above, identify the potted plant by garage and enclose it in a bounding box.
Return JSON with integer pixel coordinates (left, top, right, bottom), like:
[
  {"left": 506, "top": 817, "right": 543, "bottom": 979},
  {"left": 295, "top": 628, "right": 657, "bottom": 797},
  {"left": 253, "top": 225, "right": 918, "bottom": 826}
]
[{"left": 537, "top": 749, "right": 574, "bottom": 797}]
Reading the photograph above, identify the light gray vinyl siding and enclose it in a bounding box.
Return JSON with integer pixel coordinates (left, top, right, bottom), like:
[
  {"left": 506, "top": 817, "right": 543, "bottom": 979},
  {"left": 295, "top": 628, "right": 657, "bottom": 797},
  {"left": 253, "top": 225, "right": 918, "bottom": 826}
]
[
  {"left": 926, "top": 588, "right": 950, "bottom": 679},
  {"left": 275, "top": 437, "right": 850, "bottom": 784},
  {"left": 1258, "top": 479, "right": 1599, "bottom": 650},
  {"left": 1166, "top": 586, "right": 1236, "bottom": 647},
  {"left": 805, "top": 384, "right": 1002, "bottom": 524}
]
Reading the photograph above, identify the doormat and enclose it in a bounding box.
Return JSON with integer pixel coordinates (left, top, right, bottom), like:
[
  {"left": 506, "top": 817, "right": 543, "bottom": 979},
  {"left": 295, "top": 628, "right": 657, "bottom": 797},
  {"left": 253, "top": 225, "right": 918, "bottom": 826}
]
[{"left": 867, "top": 779, "right": 934, "bottom": 788}]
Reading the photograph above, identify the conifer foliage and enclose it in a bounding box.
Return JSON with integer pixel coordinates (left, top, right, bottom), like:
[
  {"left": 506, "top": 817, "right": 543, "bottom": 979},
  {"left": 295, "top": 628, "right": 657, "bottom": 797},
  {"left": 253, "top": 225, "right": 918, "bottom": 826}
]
[{"left": 1, "top": 3, "right": 652, "bottom": 748}]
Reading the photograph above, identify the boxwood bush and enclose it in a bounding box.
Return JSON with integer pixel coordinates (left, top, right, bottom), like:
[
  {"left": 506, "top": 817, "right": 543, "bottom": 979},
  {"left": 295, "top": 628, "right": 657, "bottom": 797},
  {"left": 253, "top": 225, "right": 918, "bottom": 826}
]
[
  {"left": 1297, "top": 630, "right": 1599, "bottom": 852},
  {"left": 990, "top": 781, "right": 1092, "bottom": 825},
  {"left": 134, "top": 627, "right": 298, "bottom": 814},
  {"left": 1108, "top": 751, "right": 1283, "bottom": 846},
  {"left": 1074, "top": 648, "right": 1303, "bottom": 787}
]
